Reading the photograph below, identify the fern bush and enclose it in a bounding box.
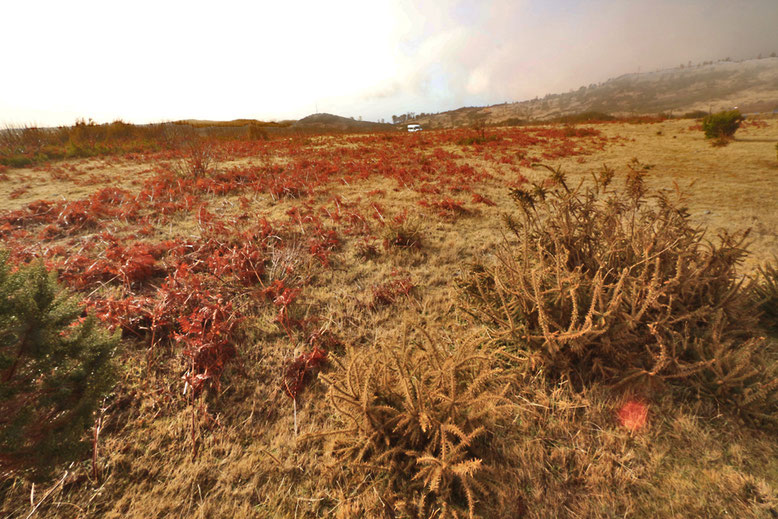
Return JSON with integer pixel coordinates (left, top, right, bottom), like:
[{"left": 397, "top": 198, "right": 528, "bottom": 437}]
[
  {"left": 319, "top": 330, "right": 510, "bottom": 518},
  {"left": 701, "top": 110, "right": 744, "bottom": 141},
  {"left": 0, "top": 252, "right": 119, "bottom": 478},
  {"left": 459, "top": 164, "right": 777, "bottom": 424}
]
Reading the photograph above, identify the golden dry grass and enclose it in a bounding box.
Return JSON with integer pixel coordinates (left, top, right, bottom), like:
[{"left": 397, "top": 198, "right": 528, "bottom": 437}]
[{"left": 1, "top": 118, "right": 777, "bottom": 518}]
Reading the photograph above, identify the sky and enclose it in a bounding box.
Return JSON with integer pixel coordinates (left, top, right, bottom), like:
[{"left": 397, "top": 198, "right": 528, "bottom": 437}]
[{"left": 1, "top": 0, "right": 777, "bottom": 126}]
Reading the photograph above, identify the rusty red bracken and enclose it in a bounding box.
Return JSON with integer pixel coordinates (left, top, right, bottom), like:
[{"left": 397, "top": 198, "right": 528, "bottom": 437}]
[{"left": 617, "top": 400, "right": 648, "bottom": 431}]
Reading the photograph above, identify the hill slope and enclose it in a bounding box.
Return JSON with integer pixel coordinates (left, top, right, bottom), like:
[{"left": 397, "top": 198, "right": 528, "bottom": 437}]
[
  {"left": 412, "top": 57, "right": 778, "bottom": 128},
  {"left": 292, "top": 113, "right": 394, "bottom": 132}
]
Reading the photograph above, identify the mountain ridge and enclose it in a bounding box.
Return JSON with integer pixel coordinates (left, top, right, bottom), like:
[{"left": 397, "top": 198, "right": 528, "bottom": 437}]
[{"left": 408, "top": 57, "right": 778, "bottom": 128}]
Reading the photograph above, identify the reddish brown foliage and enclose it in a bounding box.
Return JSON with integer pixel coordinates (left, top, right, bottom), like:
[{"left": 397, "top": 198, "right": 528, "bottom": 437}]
[
  {"left": 418, "top": 197, "right": 469, "bottom": 218},
  {"left": 283, "top": 346, "right": 328, "bottom": 400},
  {"left": 617, "top": 400, "right": 649, "bottom": 432},
  {"left": 370, "top": 277, "right": 415, "bottom": 309},
  {"left": 0, "top": 123, "right": 619, "bottom": 402}
]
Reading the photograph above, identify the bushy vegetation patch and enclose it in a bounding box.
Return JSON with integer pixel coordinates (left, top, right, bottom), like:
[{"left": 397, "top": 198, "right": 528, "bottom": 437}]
[
  {"left": 551, "top": 111, "right": 616, "bottom": 124},
  {"left": 702, "top": 110, "right": 744, "bottom": 143},
  {"left": 0, "top": 252, "right": 119, "bottom": 478},
  {"left": 460, "top": 163, "right": 777, "bottom": 425},
  {"left": 318, "top": 331, "right": 511, "bottom": 518},
  {"left": 751, "top": 259, "right": 778, "bottom": 335}
]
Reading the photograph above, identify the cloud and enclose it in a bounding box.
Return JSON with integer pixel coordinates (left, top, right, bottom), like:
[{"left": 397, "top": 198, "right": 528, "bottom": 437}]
[
  {"left": 466, "top": 67, "right": 491, "bottom": 95},
  {"left": 384, "top": 0, "right": 777, "bottom": 114},
  {"left": 1, "top": 0, "right": 776, "bottom": 125}
]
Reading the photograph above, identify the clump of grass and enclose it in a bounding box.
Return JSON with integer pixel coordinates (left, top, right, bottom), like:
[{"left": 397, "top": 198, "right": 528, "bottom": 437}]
[
  {"left": 382, "top": 213, "right": 422, "bottom": 250},
  {"left": 459, "top": 163, "right": 777, "bottom": 425},
  {"left": 368, "top": 277, "right": 415, "bottom": 310},
  {"left": 354, "top": 236, "right": 380, "bottom": 260},
  {"left": 318, "top": 329, "right": 510, "bottom": 518},
  {"left": 247, "top": 123, "right": 269, "bottom": 141}
]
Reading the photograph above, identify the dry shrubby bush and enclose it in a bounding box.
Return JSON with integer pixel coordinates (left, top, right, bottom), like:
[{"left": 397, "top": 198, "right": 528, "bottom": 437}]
[
  {"left": 172, "top": 140, "right": 216, "bottom": 178},
  {"left": 459, "top": 163, "right": 777, "bottom": 425},
  {"left": 317, "top": 330, "right": 511, "bottom": 518}
]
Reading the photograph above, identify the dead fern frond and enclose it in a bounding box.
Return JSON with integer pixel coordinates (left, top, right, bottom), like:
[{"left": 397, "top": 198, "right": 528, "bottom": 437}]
[{"left": 321, "top": 331, "right": 509, "bottom": 518}]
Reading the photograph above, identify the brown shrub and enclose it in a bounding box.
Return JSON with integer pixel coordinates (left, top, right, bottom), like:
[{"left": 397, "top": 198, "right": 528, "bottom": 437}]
[
  {"left": 318, "top": 330, "right": 511, "bottom": 518},
  {"left": 459, "top": 163, "right": 777, "bottom": 425},
  {"left": 750, "top": 258, "right": 778, "bottom": 335},
  {"left": 172, "top": 140, "right": 216, "bottom": 178}
]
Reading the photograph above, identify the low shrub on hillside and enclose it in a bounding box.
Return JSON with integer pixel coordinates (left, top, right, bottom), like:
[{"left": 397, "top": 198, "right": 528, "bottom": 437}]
[
  {"left": 456, "top": 134, "right": 501, "bottom": 146},
  {"left": 499, "top": 117, "right": 527, "bottom": 127},
  {"left": 702, "top": 110, "right": 744, "bottom": 143},
  {"left": 681, "top": 110, "right": 709, "bottom": 119},
  {"left": 459, "top": 163, "right": 777, "bottom": 425},
  {"left": 319, "top": 331, "right": 511, "bottom": 518},
  {"left": 0, "top": 252, "right": 119, "bottom": 478},
  {"left": 552, "top": 111, "right": 616, "bottom": 124},
  {"left": 0, "top": 120, "right": 174, "bottom": 167}
]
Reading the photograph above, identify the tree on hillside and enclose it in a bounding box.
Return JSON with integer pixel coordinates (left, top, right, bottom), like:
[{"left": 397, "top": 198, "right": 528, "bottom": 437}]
[
  {"left": 0, "top": 252, "right": 119, "bottom": 478},
  {"left": 702, "top": 110, "right": 744, "bottom": 145}
]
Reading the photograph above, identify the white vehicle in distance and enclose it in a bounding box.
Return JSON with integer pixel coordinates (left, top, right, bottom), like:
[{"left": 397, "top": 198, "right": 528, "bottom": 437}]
[{"left": 407, "top": 124, "right": 422, "bottom": 132}]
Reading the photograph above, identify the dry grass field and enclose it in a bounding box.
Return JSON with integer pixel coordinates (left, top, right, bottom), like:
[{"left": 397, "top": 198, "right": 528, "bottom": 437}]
[{"left": 1, "top": 118, "right": 777, "bottom": 518}]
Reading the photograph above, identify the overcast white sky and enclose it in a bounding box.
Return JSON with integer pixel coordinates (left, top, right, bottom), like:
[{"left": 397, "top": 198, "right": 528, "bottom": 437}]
[{"left": 1, "top": 0, "right": 776, "bottom": 126}]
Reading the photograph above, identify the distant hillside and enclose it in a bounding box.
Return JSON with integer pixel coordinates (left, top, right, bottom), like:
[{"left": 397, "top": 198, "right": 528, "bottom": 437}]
[
  {"left": 411, "top": 57, "right": 778, "bottom": 128},
  {"left": 166, "top": 114, "right": 394, "bottom": 138},
  {"left": 292, "top": 113, "right": 394, "bottom": 132},
  {"left": 175, "top": 119, "right": 294, "bottom": 128}
]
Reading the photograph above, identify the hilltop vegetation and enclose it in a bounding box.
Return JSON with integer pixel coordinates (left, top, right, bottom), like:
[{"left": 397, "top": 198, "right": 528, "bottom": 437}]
[
  {"left": 0, "top": 115, "right": 395, "bottom": 170},
  {"left": 292, "top": 113, "right": 394, "bottom": 132}
]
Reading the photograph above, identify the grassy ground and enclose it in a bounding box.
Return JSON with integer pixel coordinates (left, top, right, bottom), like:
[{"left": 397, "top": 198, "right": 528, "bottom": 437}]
[{"left": 1, "top": 118, "right": 777, "bottom": 518}]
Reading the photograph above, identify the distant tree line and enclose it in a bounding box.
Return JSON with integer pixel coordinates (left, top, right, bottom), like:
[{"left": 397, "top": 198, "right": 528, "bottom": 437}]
[
  {"left": 391, "top": 113, "right": 416, "bottom": 124},
  {"left": 391, "top": 112, "right": 440, "bottom": 125}
]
